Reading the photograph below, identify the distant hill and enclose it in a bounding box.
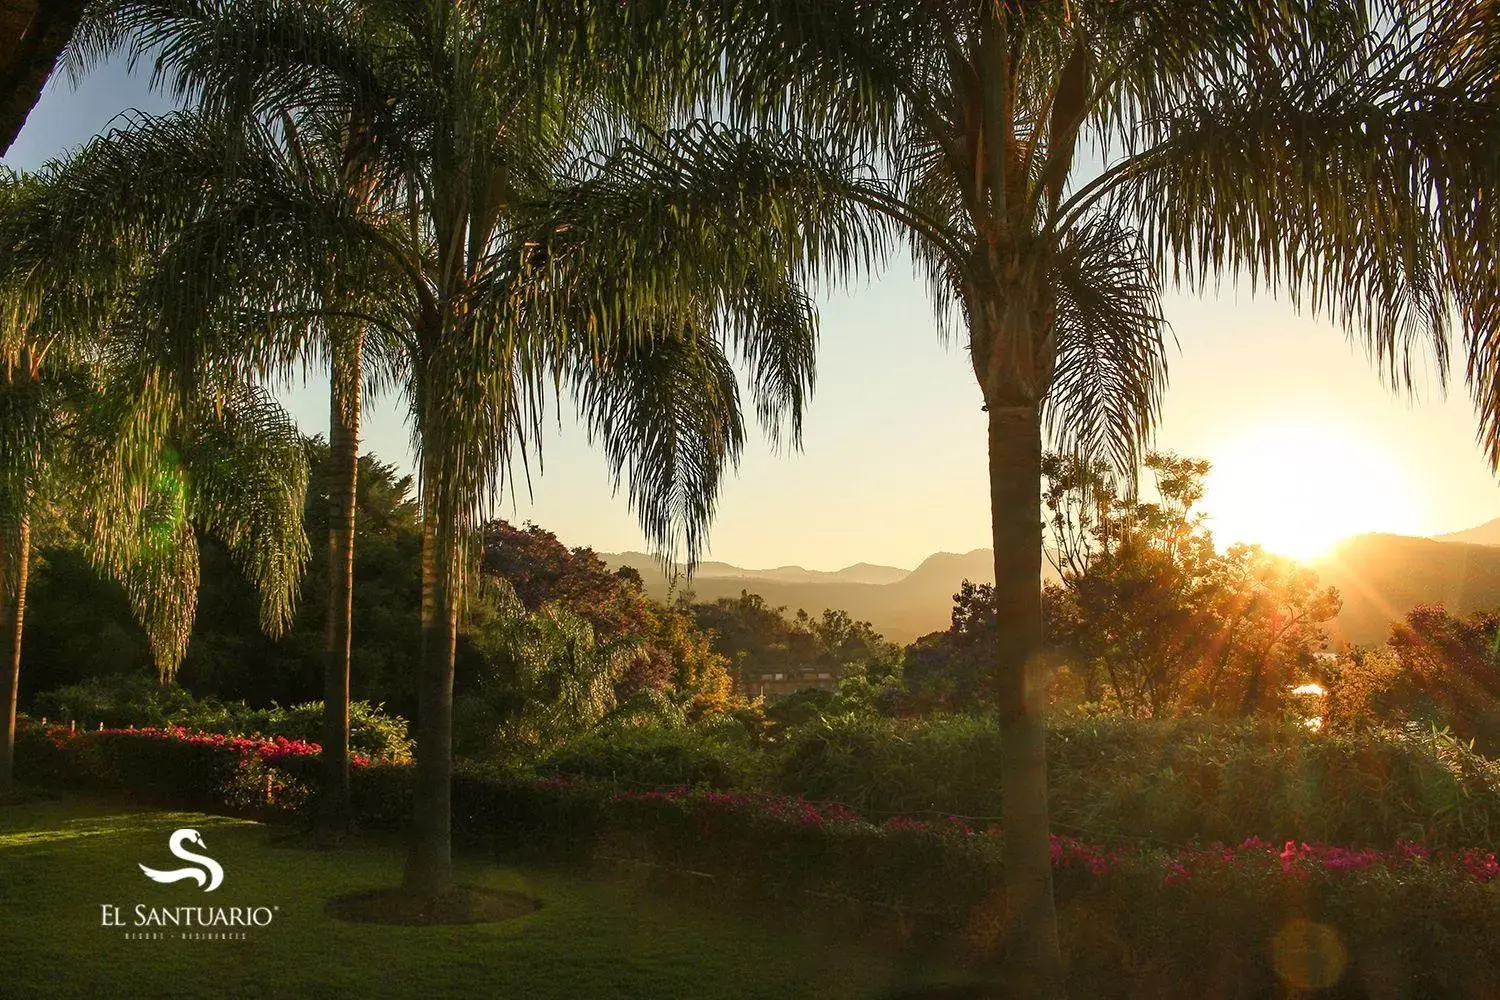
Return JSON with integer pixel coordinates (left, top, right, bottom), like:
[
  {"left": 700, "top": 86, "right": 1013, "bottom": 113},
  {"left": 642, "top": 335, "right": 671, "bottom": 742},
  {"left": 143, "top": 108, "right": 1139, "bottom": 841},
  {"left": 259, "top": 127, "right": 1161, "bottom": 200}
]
[
  {"left": 601, "top": 549, "right": 1000, "bottom": 643},
  {"left": 1313, "top": 533, "right": 1500, "bottom": 645},
  {"left": 1433, "top": 518, "right": 1500, "bottom": 547},
  {"left": 606, "top": 553, "right": 910, "bottom": 587},
  {"left": 606, "top": 525, "right": 1500, "bottom": 648}
]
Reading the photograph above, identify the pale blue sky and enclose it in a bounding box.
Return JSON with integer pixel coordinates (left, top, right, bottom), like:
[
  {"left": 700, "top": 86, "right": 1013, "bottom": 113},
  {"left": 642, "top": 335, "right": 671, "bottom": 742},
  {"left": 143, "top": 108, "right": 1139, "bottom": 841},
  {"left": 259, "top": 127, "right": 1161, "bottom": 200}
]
[{"left": 9, "top": 61, "right": 1498, "bottom": 569}]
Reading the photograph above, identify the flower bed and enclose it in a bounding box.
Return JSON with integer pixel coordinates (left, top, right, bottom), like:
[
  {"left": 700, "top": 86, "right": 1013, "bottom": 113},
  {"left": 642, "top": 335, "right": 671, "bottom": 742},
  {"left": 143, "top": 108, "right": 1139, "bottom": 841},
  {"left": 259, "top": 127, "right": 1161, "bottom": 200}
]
[
  {"left": 15, "top": 718, "right": 1500, "bottom": 997},
  {"left": 15, "top": 719, "right": 370, "bottom": 812}
]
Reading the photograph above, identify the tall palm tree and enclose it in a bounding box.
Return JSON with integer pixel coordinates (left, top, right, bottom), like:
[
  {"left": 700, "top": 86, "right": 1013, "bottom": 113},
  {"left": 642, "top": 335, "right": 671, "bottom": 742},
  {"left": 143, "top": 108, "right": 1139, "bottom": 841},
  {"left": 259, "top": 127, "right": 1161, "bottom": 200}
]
[
  {"left": 66, "top": 2, "right": 394, "bottom": 833},
  {"left": 62, "top": 0, "right": 845, "bottom": 898},
  {"left": 538, "top": 1, "right": 1499, "bottom": 992},
  {"left": 0, "top": 165, "right": 312, "bottom": 796}
]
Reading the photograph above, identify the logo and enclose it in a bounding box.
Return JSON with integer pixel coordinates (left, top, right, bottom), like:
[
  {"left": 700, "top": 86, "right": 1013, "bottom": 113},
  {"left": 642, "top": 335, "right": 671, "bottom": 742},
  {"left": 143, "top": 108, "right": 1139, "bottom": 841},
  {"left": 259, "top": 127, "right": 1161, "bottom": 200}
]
[
  {"left": 100, "top": 827, "right": 276, "bottom": 940},
  {"left": 139, "top": 828, "right": 225, "bottom": 892}
]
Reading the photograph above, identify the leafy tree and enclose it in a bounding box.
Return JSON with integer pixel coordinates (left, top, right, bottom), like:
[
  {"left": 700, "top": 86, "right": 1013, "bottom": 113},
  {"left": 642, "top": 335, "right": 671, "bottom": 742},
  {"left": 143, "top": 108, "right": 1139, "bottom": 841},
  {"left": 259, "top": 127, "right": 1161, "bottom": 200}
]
[
  {"left": 172, "top": 442, "right": 423, "bottom": 716},
  {"left": 62, "top": 29, "right": 400, "bottom": 833},
  {"left": 459, "top": 580, "right": 636, "bottom": 753},
  {"left": 478, "top": 519, "right": 732, "bottom": 709},
  {"left": 1043, "top": 452, "right": 1340, "bottom": 718},
  {"left": 794, "top": 607, "right": 900, "bottom": 674},
  {"left": 1328, "top": 605, "right": 1500, "bottom": 754},
  {"left": 480, "top": 521, "right": 645, "bottom": 643},
  {"left": 688, "top": 592, "right": 898, "bottom": 702},
  {"left": 21, "top": 442, "right": 426, "bottom": 722},
  {"left": 903, "top": 581, "right": 1003, "bottom": 712},
  {"left": 690, "top": 591, "right": 816, "bottom": 688},
  {"left": 1322, "top": 645, "right": 1410, "bottom": 733}
]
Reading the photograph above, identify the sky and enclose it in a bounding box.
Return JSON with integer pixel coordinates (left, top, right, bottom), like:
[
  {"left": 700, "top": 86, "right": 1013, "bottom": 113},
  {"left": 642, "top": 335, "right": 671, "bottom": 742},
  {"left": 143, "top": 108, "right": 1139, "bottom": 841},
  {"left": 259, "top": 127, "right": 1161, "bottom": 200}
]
[{"left": 8, "top": 60, "right": 1499, "bottom": 571}]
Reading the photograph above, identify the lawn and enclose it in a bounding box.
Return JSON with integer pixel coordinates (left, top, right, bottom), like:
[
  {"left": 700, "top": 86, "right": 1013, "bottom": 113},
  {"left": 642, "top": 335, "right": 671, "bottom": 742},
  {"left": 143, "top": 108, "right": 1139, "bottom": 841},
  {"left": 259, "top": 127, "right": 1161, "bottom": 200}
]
[{"left": 0, "top": 796, "right": 954, "bottom": 1000}]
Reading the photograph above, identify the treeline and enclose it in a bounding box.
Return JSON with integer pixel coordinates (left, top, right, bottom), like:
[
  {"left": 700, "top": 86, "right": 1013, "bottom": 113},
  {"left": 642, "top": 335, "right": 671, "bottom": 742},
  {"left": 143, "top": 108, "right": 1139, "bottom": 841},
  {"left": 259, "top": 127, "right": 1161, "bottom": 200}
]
[
  {"left": 28, "top": 443, "right": 1500, "bottom": 759},
  {"left": 20, "top": 438, "right": 904, "bottom": 749}
]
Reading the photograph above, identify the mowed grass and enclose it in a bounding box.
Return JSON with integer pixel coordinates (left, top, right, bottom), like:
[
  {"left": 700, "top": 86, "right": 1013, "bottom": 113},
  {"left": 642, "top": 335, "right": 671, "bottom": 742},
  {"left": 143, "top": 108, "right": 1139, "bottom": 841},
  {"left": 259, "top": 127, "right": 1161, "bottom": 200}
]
[{"left": 0, "top": 796, "right": 954, "bottom": 1000}]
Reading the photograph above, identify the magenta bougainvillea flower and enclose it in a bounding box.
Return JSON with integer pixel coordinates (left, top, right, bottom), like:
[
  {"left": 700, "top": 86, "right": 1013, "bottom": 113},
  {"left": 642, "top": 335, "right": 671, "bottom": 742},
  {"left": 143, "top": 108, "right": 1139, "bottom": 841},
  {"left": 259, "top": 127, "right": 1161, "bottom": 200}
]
[{"left": 33, "top": 722, "right": 1500, "bottom": 886}]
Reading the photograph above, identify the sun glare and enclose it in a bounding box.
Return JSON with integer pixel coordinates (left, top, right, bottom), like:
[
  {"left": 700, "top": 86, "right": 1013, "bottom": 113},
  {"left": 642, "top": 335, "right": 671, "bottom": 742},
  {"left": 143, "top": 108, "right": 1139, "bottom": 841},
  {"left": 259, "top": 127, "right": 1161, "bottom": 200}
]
[{"left": 1200, "top": 419, "right": 1422, "bottom": 561}]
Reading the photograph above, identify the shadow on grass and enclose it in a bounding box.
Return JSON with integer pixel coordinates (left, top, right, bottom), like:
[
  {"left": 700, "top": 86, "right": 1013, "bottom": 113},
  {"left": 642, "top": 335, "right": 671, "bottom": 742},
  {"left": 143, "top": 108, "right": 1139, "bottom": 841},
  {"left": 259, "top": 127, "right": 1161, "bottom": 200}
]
[{"left": 326, "top": 884, "right": 541, "bottom": 925}]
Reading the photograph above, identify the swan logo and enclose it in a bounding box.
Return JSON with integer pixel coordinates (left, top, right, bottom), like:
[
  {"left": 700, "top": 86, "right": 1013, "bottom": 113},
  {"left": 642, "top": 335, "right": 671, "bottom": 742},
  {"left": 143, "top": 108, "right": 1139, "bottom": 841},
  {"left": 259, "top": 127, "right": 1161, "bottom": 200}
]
[{"left": 139, "top": 828, "right": 225, "bottom": 892}]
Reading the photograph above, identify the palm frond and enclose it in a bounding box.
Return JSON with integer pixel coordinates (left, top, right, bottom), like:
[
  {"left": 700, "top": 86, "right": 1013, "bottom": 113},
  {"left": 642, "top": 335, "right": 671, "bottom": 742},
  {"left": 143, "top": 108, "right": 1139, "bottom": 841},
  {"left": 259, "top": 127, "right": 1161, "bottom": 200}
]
[
  {"left": 1101, "top": 50, "right": 1493, "bottom": 396},
  {"left": 1044, "top": 214, "right": 1170, "bottom": 480},
  {"left": 569, "top": 331, "right": 745, "bottom": 572},
  {"left": 183, "top": 382, "right": 311, "bottom": 637}
]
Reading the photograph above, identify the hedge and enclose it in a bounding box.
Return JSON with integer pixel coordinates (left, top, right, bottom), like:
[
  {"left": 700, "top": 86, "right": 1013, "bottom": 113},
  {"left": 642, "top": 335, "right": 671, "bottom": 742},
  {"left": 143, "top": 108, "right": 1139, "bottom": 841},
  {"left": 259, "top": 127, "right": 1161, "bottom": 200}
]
[
  {"left": 30, "top": 676, "right": 413, "bottom": 760},
  {"left": 772, "top": 713, "right": 1500, "bottom": 849},
  {"left": 14, "top": 717, "right": 1500, "bottom": 999}
]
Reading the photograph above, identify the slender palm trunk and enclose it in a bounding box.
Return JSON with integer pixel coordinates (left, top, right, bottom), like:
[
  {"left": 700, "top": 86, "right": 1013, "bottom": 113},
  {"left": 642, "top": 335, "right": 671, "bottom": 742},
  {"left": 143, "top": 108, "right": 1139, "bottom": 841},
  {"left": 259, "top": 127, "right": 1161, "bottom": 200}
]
[
  {"left": 0, "top": 514, "right": 30, "bottom": 797},
  {"left": 404, "top": 470, "right": 457, "bottom": 897},
  {"left": 988, "top": 403, "right": 1065, "bottom": 997},
  {"left": 318, "top": 342, "right": 362, "bottom": 836}
]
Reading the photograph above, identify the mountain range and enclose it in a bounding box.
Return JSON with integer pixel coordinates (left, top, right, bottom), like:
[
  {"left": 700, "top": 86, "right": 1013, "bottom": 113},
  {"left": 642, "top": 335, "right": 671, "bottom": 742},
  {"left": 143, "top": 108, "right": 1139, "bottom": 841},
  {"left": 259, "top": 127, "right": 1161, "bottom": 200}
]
[
  {"left": 603, "top": 519, "right": 1500, "bottom": 646},
  {"left": 1432, "top": 517, "right": 1500, "bottom": 547},
  {"left": 603, "top": 549, "right": 1000, "bottom": 643},
  {"left": 1311, "top": 530, "right": 1500, "bottom": 644}
]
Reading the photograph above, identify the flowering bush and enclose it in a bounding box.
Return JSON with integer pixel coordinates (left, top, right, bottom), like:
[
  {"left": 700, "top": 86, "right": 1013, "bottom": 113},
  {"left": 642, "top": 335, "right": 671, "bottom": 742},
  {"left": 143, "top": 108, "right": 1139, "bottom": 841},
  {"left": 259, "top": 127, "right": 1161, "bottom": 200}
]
[
  {"left": 29, "top": 677, "right": 413, "bottom": 760},
  {"left": 15, "top": 717, "right": 1500, "bottom": 997},
  {"left": 14, "top": 718, "right": 376, "bottom": 812}
]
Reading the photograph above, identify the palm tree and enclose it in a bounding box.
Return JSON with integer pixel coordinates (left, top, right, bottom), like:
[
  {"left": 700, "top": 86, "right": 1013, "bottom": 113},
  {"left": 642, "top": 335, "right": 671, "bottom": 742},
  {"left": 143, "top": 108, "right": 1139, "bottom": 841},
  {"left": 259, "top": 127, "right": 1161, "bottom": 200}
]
[
  {"left": 0, "top": 165, "right": 312, "bottom": 796},
  {"left": 63, "top": 0, "right": 841, "bottom": 899},
  {"left": 66, "top": 3, "right": 393, "bottom": 832},
  {"left": 542, "top": 2, "right": 1498, "bottom": 992}
]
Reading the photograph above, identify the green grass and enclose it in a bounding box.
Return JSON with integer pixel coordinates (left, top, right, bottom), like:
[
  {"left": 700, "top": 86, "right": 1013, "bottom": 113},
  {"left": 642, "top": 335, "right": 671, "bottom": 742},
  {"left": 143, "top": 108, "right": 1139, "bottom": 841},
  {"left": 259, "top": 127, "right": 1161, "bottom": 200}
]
[{"left": 0, "top": 796, "right": 954, "bottom": 1000}]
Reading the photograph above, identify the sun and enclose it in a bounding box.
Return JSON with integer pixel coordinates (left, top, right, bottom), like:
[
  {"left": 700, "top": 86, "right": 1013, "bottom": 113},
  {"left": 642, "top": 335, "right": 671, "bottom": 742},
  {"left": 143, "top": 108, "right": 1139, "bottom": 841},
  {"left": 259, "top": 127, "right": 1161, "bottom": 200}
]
[{"left": 1199, "top": 418, "right": 1422, "bottom": 560}]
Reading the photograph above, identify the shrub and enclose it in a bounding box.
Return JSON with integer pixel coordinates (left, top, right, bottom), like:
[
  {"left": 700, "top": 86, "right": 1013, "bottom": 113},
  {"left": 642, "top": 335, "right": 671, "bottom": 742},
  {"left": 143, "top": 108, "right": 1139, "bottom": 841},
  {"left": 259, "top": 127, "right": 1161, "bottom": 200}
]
[
  {"left": 13, "top": 719, "right": 321, "bottom": 813},
  {"left": 1047, "top": 715, "right": 1500, "bottom": 849},
  {"left": 772, "top": 713, "right": 1007, "bottom": 817},
  {"left": 15, "top": 717, "right": 1500, "bottom": 997},
  {"left": 771, "top": 713, "right": 1500, "bottom": 850},
  {"left": 256, "top": 700, "right": 413, "bottom": 762},
  {"left": 535, "top": 722, "right": 762, "bottom": 790},
  {"left": 30, "top": 676, "right": 235, "bottom": 730},
  {"left": 29, "top": 677, "right": 412, "bottom": 761}
]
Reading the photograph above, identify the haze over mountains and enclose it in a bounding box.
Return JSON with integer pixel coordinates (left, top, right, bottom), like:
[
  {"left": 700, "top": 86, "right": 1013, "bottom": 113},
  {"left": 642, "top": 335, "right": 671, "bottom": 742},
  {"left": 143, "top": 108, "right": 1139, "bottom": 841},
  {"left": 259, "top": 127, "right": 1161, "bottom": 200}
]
[
  {"left": 604, "top": 549, "right": 1001, "bottom": 643},
  {"left": 1432, "top": 518, "right": 1500, "bottom": 547},
  {"left": 1312, "top": 531, "right": 1500, "bottom": 644},
  {"left": 605, "top": 519, "right": 1500, "bottom": 646}
]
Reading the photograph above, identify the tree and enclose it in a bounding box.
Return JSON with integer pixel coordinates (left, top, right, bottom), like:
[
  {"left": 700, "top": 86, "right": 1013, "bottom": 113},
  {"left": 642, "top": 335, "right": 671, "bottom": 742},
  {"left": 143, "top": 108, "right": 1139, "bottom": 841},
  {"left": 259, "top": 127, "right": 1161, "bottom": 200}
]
[
  {"left": 461, "top": 579, "right": 637, "bottom": 752},
  {"left": 68, "top": 13, "right": 393, "bottom": 830},
  {"left": 1327, "top": 605, "right": 1500, "bottom": 754},
  {"left": 70, "top": 0, "right": 829, "bottom": 900},
  {"left": 620, "top": 6, "right": 1499, "bottom": 985},
  {"left": 687, "top": 592, "right": 897, "bottom": 703},
  {"left": 15, "top": 91, "right": 395, "bottom": 830},
  {"left": 794, "top": 607, "right": 899, "bottom": 675},
  {"left": 1043, "top": 451, "right": 1340, "bottom": 717},
  {"left": 164, "top": 442, "right": 423, "bottom": 716},
  {"left": 478, "top": 519, "right": 732, "bottom": 708},
  {"left": 904, "top": 581, "right": 1004, "bottom": 712},
  {"left": 0, "top": 168, "right": 311, "bottom": 795}
]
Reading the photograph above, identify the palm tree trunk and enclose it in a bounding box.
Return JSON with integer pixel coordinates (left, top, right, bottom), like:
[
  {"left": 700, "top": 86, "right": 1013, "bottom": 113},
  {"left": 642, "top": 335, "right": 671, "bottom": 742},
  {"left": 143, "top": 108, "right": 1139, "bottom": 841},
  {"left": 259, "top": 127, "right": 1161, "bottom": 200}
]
[
  {"left": 988, "top": 403, "right": 1065, "bottom": 997},
  {"left": 318, "top": 343, "right": 361, "bottom": 837},
  {"left": 404, "top": 474, "right": 456, "bottom": 897},
  {"left": 0, "top": 514, "right": 30, "bottom": 797}
]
